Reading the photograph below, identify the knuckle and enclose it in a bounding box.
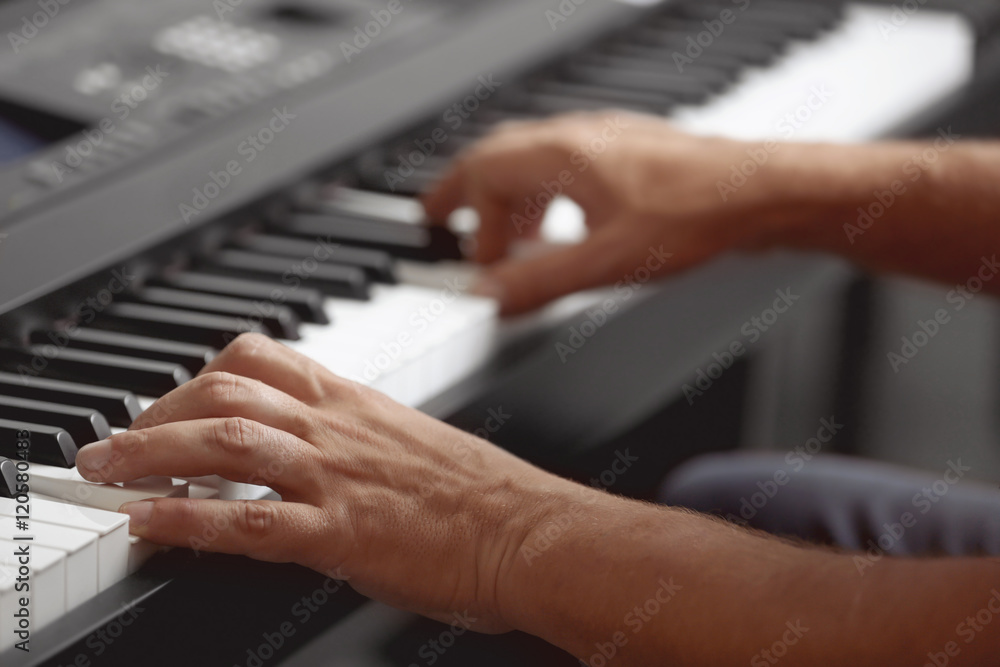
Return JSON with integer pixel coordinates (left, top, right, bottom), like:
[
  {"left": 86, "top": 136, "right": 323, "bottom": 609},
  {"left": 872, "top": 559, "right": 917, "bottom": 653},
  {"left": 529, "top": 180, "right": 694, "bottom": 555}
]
[
  {"left": 213, "top": 417, "right": 256, "bottom": 456},
  {"left": 233, "top": 501, "right": 277, "bottom": 537},
  {"left": 222, "top": 332, "right": 271, "bottom": 358},
  {"left": 171, "top": 498, "right": 199, "bottom": 527},
  {"left": 202, "top": 371, "right": 244, "bottom": 405}
]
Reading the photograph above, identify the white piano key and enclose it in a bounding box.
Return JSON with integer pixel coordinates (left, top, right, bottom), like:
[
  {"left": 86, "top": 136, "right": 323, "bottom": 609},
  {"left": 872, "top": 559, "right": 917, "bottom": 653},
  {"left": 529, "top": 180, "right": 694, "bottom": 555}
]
[
  {"left": 287, "top": 281, "right": 499, "bottom": 408},
  {"left": 0, "top": 540, "right": 67, "bottom": 634},
  {"left": 182, "top": 476, "right": 273, "bottom": 501},
  {"left": 0, "top": 519, "right": 97, "bottom": 611},
  {"left": 0, "top": 497, "right": 128, "bottom": 593},
  {"left": 31, "top": 493, "right": 166, "bottom": 576},
  {"left": 671, "top": 5, "right": 974, "bottom": 142},
  {"left": 28, "top": 463, "right": 188, "bottom": 513}
]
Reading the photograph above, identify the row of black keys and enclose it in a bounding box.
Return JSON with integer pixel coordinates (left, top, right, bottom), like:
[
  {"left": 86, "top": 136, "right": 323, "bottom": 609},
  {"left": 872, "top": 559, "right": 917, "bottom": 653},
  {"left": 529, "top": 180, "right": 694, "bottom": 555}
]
[
  {"left": 357, "top": 0, "right": 844, "bottom": 195},
  {"left": 0, "top": 210, "right": 463, "bottom": 469}
]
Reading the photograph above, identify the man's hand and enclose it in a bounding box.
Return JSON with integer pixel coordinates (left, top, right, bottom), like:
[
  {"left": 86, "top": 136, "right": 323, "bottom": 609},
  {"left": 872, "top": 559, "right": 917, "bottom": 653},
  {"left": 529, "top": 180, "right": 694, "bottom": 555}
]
[
  {"left": 74, "top": 333, "right": 581, "bottom": 632},
  {"left": 423, "top": 112, "right": 803, "bottom": 315},
  {"left": 70, "top": 333, "right": 1000, "bottom": 666},
  {"left": 427, "top": 112, "right": 1000, "bottom": 312}
]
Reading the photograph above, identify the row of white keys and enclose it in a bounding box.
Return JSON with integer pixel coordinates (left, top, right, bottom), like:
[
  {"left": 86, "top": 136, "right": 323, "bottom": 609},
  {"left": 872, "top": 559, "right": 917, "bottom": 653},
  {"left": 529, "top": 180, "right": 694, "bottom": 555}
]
[
  {"left": 671, "top": 4, "right": 974, "bottom": 141},
  {"left": 287, "top": 282, "right": 499, "bottom": 409},
  {"left": 0, "top": 542, "right": 65, "bottom": 652},
  {"left": 32, "top": 495, "right": 163, "bottom": 575},
  {"left": 0, "top": 510, "right": 96, "bottom": 610},
  {"left": 0, "top": 496, "right": 129, "bottom": 592}
]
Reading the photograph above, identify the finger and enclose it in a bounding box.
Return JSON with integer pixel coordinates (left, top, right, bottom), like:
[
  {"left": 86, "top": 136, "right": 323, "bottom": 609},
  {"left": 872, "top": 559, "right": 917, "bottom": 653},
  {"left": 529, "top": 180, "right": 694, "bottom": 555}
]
[
  {"left": 76, "top": 418, "right": 318, "bottom": 497},
  {"left": 422, "top": 118, "right": 558, "bottom": 223},
  {"left": 468, "top": 179, "right": 515, "bottom": 264},
  {"left": 119, "top": 498, "right": 335, "bottom": 566},
  {"left": 473, "top": 225, "right": 634, "bottom": 316},
  {"left": 131, "top": 371, "right": 312, "bottom": 436},
  {"left": 198, "top": 333, "right": 337, "bottom": 405},
  {"left": 422, "top": 161, "right": 468, "bottom": 223}
]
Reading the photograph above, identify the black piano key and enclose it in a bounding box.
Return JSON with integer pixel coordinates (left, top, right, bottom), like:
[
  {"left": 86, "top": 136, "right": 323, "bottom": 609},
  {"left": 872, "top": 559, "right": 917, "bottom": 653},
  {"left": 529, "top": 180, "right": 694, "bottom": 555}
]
[
  {"left": 576, "top": 53, "right": 734, "bottom": 87},
  {"left": 649, "top": 19, "right": 791, "bottom": 48},
  {"left": 673, "top": 2, "right": 840, "bottom": 39},
  {"left": 558, "top": 65, "right": 721, "bottom": 103},
  {"left": 599, "top": 42, "right": 746, "bottom": 73},
  {"left": 150, "top": 272, "right": 329, "bottom": 325},
  {"left": 0, "top": 372, "right": 141, "bottom": 427},
  {"left": 277, "top": 213, "right": 463, "bottom": 263},
  {"left": 0, "top": 395, "right": 111, "bottom": 446},
  {"left": 92, "top": 302, "right": 272, "bottom": 349},
  {"left": 0, "top": 347, "right": 190, "bottom": 397},
  {"left": 236, "top": 235, "right": 397, "bottom": 284},
  {"left": 130, "top": 287, "right": 302, "bottom": 341},
  {"left": 0, "top": 419, "right": 77, "bottom": 468},
  {"left": 356, "top": 163, "right": 442, "bottom": 197},
  {"left": 0, "top": 457, "right": 16, "bottom": 498},
  {"left": 631, "top": 27, "right": 782, "bottom": 65},
  {"left": 32, "top": 328, "right": 217, "bottom": 375},
  {"left": 201, "top": 249, "right": 371, "bottom": 300},
  {"left": 500, "top": 84, "right": 667, "bottom": 115}
]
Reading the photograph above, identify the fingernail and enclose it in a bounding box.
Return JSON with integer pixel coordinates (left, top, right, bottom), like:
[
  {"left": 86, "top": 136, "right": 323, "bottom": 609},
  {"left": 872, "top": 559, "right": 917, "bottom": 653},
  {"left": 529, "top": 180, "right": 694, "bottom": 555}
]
[
  {"left": 76, "top": 439, "right": 112, "bottom": 477},
  {"left": 470, "top": 277, "right": 505, "bottom": 303},
  {"left": 120, "top": 501, "right": 153, "bottom": 530}
]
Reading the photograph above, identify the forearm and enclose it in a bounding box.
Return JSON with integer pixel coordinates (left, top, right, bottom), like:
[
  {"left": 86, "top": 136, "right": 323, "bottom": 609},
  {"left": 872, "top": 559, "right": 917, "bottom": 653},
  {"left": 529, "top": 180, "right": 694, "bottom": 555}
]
[
  {"left": 498, "top": 487, "right": 1000, "bottom": 666},
  {"left": 754, "top": 138, "right": 1000, "bottom": 292}
]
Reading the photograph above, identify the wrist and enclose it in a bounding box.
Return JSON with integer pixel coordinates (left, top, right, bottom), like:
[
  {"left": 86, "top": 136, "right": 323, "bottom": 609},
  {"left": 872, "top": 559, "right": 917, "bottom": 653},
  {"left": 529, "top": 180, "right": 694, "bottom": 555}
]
[
  {"left": 744, "top": 140, "right": 923, "bottom": 253},
  {"left": 491, "top": 476, "right": 609, "bottom": 632}
]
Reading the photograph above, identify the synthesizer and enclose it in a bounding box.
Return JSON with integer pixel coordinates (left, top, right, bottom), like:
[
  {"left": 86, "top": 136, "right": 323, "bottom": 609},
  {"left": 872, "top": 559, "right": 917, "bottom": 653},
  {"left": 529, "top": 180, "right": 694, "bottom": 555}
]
[{"left": 0, "top": 0, "right": 982, "bottom": 663}]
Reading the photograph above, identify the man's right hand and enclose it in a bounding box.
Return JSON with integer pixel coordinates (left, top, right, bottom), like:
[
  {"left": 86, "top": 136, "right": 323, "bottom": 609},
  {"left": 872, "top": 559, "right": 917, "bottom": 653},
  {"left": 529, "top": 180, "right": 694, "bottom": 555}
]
[{"left": 422, "top": 112, "right": 810, "bottom": 315}]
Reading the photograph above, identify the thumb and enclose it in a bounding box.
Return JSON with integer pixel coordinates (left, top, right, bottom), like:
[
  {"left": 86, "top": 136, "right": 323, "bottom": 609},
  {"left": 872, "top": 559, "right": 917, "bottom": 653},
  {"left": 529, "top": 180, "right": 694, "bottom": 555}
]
[{"left": 472, "top": 226, "right": 631, "bottom": 316}]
